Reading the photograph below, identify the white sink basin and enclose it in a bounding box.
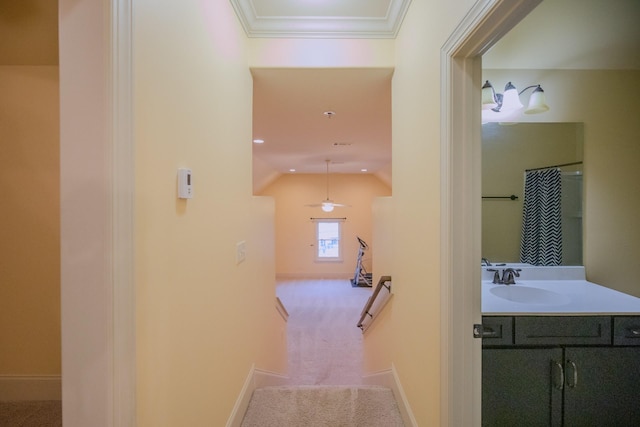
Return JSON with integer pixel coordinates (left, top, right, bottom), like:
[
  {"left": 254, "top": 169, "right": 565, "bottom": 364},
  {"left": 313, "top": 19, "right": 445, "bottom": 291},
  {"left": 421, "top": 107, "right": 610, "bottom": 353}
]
[
  {"left": 490, "top": 285, "right": 571, "bottom": 306},
  {"left": 483, "top": 279, "right": 640, "bottom": 314}
]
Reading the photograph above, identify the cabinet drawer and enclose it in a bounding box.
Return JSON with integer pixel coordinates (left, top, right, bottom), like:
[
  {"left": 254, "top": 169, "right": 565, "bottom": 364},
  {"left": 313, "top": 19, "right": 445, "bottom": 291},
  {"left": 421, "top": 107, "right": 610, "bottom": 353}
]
[
  {"left": 515, "top": 316, "right": 611, "bottom": 346},
  {"left": 614, "top": 316, "right": 640, "bottom": 346},
  {"left": 482, "top": 316, "right": 513, "bottom": 346}
]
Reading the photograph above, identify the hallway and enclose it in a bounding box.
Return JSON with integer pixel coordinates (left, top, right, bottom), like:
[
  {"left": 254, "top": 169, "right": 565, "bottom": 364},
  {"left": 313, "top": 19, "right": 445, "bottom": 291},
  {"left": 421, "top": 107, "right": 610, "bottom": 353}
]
[{"left": 276, "top": 279, "right": 372, "bottom": 385}]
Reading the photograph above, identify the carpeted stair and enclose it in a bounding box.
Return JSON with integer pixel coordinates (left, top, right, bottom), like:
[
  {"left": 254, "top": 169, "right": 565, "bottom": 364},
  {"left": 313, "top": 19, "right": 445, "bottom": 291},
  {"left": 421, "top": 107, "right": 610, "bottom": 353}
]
[{"left": 241, "top": 385, "right": 405, "bottom": 427}]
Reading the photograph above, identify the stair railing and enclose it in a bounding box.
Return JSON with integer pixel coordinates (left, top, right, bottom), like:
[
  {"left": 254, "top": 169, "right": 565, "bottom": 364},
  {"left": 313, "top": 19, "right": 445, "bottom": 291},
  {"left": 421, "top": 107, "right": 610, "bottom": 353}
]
[{"left": 357, "top": 275, "right": 392, "bottom": 332}]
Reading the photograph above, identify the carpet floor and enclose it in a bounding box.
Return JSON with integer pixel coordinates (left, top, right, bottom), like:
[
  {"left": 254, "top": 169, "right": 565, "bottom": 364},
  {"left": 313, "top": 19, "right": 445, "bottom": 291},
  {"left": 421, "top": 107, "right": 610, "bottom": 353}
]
[
  {"left": 0, "top": 401, "right": 62, "bottom": 427},
  {"left": 240, "top": 280, "right": 406, "bottom": 426},
  {"left": 276, "top": 279, "right": 373, "bottom": 385},
  {"left": 241, "top": 385, "right": 405, "bottom": 427}
]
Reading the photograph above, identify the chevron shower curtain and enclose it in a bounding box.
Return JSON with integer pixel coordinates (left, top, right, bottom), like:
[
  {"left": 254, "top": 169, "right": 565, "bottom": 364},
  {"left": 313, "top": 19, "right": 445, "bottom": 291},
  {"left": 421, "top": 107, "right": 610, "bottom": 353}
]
[{"left": 520, "top": 168, "right": 562, "bottom": 266}]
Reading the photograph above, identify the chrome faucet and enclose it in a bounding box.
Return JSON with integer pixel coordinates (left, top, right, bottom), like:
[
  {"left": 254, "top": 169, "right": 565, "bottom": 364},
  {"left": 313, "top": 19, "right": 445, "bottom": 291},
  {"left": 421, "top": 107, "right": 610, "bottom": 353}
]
[
  {"left": 481, "top": 257, "right": 492, "bottom": 266},
  {"left": 487, "top": 268, "right": 521, "bottom": 285},
  {"left": 501, "top": 268, "right": 520, "bottom": 285}
]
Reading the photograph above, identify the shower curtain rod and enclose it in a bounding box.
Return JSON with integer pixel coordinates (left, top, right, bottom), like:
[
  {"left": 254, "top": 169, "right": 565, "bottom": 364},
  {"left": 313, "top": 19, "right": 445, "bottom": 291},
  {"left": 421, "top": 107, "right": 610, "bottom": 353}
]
[{"left": 525, "top": 161, "right": 583, "bottom": 172}]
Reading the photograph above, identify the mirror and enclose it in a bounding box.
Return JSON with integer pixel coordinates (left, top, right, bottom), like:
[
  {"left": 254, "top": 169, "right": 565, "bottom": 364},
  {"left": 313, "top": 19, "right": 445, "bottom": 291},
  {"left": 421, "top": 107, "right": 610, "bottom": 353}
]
[{"left": 482, "top": 122, "right": 584, "bottom": 266}]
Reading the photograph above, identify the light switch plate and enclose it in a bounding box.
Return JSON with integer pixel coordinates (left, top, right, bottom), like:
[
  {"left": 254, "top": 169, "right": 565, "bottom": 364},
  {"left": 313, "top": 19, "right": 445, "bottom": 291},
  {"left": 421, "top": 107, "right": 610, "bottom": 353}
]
[{"left": 236, "top": 241, "right": 246, "bottom": 264}]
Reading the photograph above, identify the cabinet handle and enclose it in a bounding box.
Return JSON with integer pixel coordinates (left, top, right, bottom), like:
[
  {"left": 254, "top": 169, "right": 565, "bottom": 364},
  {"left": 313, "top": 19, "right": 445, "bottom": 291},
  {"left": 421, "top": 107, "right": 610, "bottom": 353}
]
[
  {"left": 482, "top": 327, "right": 498, "bottom": 337},
  {"left": 629, "top": 328, "right": 640, "bottom": 336},
  {"left": 552, "top": 361, "right": 564, "bottom": 390},
  {"left": 566, "top": 360, "right": 578, "bottom": 388}
]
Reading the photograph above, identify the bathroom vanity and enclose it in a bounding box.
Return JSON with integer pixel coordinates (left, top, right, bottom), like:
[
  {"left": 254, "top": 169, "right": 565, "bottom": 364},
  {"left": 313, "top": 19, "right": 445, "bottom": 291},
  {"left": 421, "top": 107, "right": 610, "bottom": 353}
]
[{"left": 481, "top": 266, "right": 640, "bottom": 426}]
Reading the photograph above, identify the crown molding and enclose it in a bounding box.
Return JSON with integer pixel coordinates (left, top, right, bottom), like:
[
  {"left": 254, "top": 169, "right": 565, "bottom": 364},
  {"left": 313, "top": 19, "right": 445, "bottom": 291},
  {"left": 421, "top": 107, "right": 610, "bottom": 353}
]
[{"left": 230, "top": 0, "right": 411, "bottom": 39}]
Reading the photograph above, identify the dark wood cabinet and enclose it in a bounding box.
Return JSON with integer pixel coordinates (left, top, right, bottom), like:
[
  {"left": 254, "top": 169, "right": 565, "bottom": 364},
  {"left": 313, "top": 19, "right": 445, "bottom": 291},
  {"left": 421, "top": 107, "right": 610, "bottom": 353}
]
[
  {"left": 482, "top": 316, "right": 640, "bottom": 427},
  {"left": 563, "top": 347, "right": 640, "bottom": 426},
  {"left": 483, "top": 348, "right": 562, "bottom": 426}
]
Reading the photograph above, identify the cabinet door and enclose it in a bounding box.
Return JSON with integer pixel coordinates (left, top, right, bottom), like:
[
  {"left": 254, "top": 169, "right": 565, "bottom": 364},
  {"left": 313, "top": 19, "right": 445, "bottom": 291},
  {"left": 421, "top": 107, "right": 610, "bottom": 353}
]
[
  {"left": 564, "top": 347, "right": 640, "bottom": 427},
  {"left": 483, "top": 348, "right": 563, "bottom": 426}
]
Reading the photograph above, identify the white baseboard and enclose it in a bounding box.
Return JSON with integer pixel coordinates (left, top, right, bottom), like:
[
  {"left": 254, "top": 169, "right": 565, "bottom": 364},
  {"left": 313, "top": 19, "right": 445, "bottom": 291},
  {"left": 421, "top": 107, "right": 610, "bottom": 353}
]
[
  {"left": 363, "top": 364, "right": 418, "bottom": 427},
  {"left": 226, "top": 364, "right": 289, "bottom": 427},
  {"left": 0, "top": 375, "right": 62, "bottom": 401}
]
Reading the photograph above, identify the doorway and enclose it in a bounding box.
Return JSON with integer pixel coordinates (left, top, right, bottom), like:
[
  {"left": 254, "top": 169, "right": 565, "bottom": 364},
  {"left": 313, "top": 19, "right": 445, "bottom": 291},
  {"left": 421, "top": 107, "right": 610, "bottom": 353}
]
[{"left": 440, "top": 0, "right": 541, "bottom": 425}]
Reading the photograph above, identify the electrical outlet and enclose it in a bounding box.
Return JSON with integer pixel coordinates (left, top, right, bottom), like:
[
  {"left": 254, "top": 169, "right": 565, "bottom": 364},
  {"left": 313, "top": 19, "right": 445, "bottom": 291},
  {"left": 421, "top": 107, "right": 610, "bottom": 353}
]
[{"left": 236, "top": 241, "right": 246, "bottom": 264}]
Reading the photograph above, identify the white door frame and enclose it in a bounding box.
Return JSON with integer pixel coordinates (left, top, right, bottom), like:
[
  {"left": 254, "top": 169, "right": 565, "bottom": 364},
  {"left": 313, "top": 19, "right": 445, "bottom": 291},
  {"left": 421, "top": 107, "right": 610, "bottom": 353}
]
[
  {"left": 60, "top": 0, "right": 134, "bottom": 425},
  {"left": 110, "top": 0, "right": 136, "bottom": 424},
  {"left": 439, "top": 1, "right": 541, "bottom": 426}
]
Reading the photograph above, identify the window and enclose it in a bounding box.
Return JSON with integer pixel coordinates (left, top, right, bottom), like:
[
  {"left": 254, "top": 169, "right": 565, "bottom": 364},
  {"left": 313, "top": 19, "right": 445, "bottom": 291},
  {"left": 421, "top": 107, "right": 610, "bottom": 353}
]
[{"left": 315, "top": 219, "right": 343, "bottom": 261}]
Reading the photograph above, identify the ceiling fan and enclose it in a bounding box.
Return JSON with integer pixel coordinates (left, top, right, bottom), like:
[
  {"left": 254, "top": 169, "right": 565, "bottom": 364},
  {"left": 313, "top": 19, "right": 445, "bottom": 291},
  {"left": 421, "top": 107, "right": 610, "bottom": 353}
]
[{"left": 306, "top": 159, "right": 348, "bottom": 212}]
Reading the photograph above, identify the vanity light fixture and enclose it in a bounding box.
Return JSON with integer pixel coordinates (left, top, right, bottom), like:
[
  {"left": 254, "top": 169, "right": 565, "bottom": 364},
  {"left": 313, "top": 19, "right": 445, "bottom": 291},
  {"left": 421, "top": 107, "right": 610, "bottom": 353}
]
[{"left": 481, "top": 80, "right": 549, "bottom": 123}]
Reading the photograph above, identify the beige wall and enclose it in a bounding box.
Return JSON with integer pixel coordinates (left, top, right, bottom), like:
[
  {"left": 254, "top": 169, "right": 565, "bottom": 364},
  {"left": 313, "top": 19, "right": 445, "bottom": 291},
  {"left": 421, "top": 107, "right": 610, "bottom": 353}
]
[
  {"left": 363, "top": 196, "right": 395, "bottom": 371},
  {"left": 133, "top": 1, "right": 287, "bottom": 425},
  {"left": 362, "top": 0, "right": 476, "bottom": 425},
  {"left": 483, "top": 69, "right": 640, "bottom": 297},
  {"left": 0, "top": 66, "right": 60, "bottom": 376},
  {"left": 110, "top": 2, "right": 481, "bottom": 423},
  {"left": 258, "top": 174, "right": 391, "bottom": 279},
  {"left": 482, "top": 122, "right": 582, "bottom": 263},
  {"left": 248, "top": 39, "right": 395, "bottom": 68}
]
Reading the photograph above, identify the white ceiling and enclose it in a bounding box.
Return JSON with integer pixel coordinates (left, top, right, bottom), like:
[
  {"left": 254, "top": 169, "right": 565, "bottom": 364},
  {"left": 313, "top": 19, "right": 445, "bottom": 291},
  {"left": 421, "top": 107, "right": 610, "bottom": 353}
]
[
  {"left": 252, "top": 67, "right": 393, "bottom": 176},
  {"left": 230, "top": 0, "right": 411, "bottom": 38}
]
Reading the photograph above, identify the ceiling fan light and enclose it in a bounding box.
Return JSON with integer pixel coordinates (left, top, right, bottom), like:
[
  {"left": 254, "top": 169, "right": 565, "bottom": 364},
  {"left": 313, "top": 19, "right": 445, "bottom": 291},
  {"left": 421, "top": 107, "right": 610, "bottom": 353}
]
[
  {"left": 321, "top": 202, "right": 334, "bottom": 212},
  {"left": 481, "top": 80, "right": 498, "bottom": 110},
  {"left": 524, "top": 85, "right": 550, "bottom": 114},
  {"left": 500, "top": 82, "right": 523, "bottom": 111}
]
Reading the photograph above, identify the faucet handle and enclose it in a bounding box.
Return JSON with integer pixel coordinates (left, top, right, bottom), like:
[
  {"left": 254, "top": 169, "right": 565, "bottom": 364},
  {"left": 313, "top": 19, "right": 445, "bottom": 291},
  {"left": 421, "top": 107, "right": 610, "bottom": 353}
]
[{"left": 486, "top": 268, "right": 501, "bottom": 284}]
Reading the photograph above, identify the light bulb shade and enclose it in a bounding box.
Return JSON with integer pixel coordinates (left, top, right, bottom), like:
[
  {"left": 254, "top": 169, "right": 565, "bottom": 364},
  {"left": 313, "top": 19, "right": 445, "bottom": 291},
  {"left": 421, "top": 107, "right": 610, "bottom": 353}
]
[
  {"left": 500, "top": 82, "right": 523, "bottom": 111},
  {"left": 524, "top": 85, "right": 549, "bottom": 114},
  {"left": 321, "top": 202, "right": 334, "bottom": 212},
  {"left": 481, "top": 80, "right": 498, "bottom": 110}
]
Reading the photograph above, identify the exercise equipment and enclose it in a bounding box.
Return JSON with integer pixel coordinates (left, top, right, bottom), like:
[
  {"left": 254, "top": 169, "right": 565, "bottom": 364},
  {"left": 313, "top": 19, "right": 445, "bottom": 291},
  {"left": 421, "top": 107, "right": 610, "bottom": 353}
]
[{"left": 351, "top": 236, "right": 373, "bottom": 287}]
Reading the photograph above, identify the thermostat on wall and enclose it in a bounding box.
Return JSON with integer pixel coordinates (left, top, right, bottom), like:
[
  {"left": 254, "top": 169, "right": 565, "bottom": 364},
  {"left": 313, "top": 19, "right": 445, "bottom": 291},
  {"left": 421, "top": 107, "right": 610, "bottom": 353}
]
[{"left": 178, "top": 168, "right": 193, "bottom": 199}]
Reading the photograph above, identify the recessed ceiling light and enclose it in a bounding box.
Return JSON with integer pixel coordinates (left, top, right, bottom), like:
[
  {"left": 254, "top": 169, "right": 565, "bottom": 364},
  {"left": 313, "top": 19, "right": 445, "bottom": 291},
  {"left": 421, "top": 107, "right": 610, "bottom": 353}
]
[
  {"left": 323, "top": 111, "right": 336, "bottom": 118},
  {"left": 253, "top": 139, "right": 264, "bottom": 144},
  {"left": 289, "top": 169, "right": 296, "bottom": 172},
  {"left": 361, "top": 169, "right": 368, "bottom": 172}
]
